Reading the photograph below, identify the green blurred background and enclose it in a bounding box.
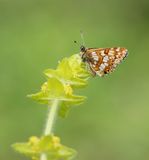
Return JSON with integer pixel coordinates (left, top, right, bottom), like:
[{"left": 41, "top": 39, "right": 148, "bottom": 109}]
[{"left": 0, "top": 0, "right": 149, "bottom": 160}]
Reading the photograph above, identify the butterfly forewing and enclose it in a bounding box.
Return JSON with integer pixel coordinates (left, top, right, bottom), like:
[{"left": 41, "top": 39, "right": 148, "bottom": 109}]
[{"left": 83, "top": 47, "right": 128, "bottom": 77}]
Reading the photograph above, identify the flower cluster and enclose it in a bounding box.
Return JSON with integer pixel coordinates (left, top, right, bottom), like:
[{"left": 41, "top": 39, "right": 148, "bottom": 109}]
[
  {"left": 12, "top": 135, "right": 76, "bottom": 160},
  {"left": 28, "top": 54, "right": 90, "bottom": 117}
]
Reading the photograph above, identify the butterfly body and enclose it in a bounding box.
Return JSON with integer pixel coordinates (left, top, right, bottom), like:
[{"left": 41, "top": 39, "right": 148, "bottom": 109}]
[{"left": 80, "top": 46, "right": 128, "bottom": 77}]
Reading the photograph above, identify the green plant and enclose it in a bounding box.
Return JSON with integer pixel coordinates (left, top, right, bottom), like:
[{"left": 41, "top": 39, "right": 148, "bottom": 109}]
[{"left": 12, "top": 54, "right": 90, "bottom": 160}]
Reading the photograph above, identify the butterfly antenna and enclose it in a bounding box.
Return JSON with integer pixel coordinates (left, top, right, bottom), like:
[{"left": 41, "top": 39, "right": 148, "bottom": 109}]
[{"left": 80, "top": 30, "right": 86, "bottom": 46}]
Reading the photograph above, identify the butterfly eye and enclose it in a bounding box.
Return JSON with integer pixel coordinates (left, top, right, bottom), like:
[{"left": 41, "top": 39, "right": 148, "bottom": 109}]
[{"left": 80, "top": 45, "right": 86, "bottom": 52}]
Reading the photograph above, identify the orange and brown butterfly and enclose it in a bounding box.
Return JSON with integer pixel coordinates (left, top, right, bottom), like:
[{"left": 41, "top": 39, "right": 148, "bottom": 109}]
[{"left": 80, "top": 45, "right": 128, "bottom": 77}]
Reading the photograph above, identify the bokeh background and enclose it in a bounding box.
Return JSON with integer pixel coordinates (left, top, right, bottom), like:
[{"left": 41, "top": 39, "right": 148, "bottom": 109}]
[{"left": 0, "top": 0, "right": 149, "bottom": 160}]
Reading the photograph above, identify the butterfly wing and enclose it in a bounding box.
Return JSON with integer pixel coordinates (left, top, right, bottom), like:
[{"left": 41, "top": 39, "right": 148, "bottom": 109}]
[{"left": 85, "top": 47, "right": 128, "bottom": 77}]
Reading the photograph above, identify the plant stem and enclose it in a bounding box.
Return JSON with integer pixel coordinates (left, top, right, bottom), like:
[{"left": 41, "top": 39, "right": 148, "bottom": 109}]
[
  {"left": 44, "top": 99, "right": 59, "bottom": 135},
  {"left": 40, "top": 99, "right": 59, "bottom": 160}
]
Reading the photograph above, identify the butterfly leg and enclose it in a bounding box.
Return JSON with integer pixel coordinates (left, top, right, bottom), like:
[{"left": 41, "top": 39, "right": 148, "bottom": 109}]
[{"left": 86, "top": 63, "right": 96, "bottom": 77}]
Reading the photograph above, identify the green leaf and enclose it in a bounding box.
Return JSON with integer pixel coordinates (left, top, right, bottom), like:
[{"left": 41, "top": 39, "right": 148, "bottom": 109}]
[
  {"left": 58, "top": 103, "right": 71, "bottom": 118},
  {"left": 12, "top": 135, "right": 76, "bottom": 160},
  {"left": 28, "top": 78, "right": 86, "bottom": 105},
  {"left": 28, "top": 78, "right": 64, "bottom": 104},
  {"left": 28, "top": 77, "right": 86, "bottom": 117}
]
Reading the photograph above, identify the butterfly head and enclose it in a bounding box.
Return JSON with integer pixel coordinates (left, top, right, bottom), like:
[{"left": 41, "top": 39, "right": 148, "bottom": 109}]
[{"left": 80, "top": 45, "right": 87, "bottom": 62}]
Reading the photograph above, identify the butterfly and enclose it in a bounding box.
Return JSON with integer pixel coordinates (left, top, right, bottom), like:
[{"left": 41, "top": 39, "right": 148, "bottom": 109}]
[{"left": 80, "top": 45, "right": 128, "bottom": 77}]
